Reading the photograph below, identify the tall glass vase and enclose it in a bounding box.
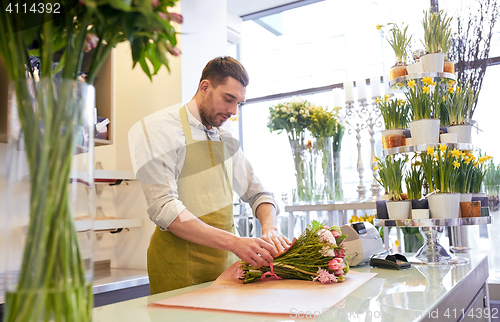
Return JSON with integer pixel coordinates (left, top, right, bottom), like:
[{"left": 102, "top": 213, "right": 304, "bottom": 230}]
[
  {"left": 313, "top": 137, "right": 334, "bottom": 201},
  {"left": 289, "top": 138, "right": 313, "bottom": 203},
  {"left": 332, "top": 151, "right": 343, "bottom": 202},
  {"left": 4, "top": 78, "right": 95, "bottom": 321}
]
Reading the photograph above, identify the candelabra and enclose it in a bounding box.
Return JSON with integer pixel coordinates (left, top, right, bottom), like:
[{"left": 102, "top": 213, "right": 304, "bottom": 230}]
[{"left": 345, "top": 97, "right": 383, "bottom": 200}]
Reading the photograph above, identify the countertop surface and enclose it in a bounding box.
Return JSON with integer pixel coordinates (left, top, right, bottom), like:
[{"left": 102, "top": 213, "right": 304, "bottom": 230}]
[{"left": 93, "top": 252, "right": 489, "bottom": 321}]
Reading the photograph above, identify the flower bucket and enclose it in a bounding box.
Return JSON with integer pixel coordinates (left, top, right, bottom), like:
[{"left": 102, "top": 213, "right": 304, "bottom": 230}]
[
  {"left": 440, "top": 133, "right": 457, "bottom": 144},
  {"left": 381, "top": 129, "right": 406, "bottom": 149},
  {"left": 389, "top": 64, "right": 407, "bottom": 80},
  {"left": 447, "top": 124, "right": 472, "bottom": 144},
  {"left": 409, "top": 119, "right": 440, "bottom": 146},
  {"left": 411, "top": 198, "right": 428, "bottom": 209},
  {"left": 406, "top": 61, "right": 423, "bottom": 75},
  {"left": 411, "top": 209, "right": 430, "bottom": 219},
  {"left": 444, "top": 60, "right": 455, "bottom": 74},
  {"left": 460, "top": 202, "right": 473, "bottom": 218},
  {"left": 420, "top": 52, "right": 445, "bottom": 73},
  {"left": 460, "top": 193, "right": 472, "bottom": 202},
  {"left": 376, "top": 200, "right": 389, "bottom": 219},
  {"left": 5, "top": 78, "right": 95, "bottom": 321},
  {"left": 428, "top": 193, "right": 460, "bottom": 219},
  {"left": 386, "top": 200, "right": 411, "bottom": 220}
]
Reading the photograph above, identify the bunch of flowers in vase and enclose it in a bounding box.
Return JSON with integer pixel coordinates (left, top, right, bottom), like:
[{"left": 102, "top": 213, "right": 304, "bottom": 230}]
[
  {"left": 0, "top": 0, "right": 181, "bottom": 320},
  {"left": 268, "top": 97, "right": 313, "bottom": 202},
  {"left": 308, "top": 105, "right": 344, "bottom": 201}
]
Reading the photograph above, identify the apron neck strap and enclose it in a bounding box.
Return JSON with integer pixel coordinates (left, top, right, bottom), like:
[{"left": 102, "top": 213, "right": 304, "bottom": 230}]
[{"left": 179, "top": 106, "right": 195, "bottom": 144}]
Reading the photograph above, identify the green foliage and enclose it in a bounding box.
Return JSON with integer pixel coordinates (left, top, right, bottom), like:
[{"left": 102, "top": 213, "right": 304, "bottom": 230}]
[
  {"left": 374, "top": 155, "right": 408, "bottom": 201},
  {"left": 377, "top": 95, "right": 411, "bottom": 129},
  {"left": 383, "top": 23, "right": 412, "bottom": 64},
  {"left": 444, "top": 82, "right": 479, "bottom": 125},
  {"left": 422, "top": 9, "right": 453, "bottom": 54},
  {"left": 405, "top": 156, "right": 424, "bottom": 199}
]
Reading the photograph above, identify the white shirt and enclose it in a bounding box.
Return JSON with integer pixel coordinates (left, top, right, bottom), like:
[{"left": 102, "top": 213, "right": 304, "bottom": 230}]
[{"left": 128, "top": 100, "right": 279, "bottom": 230}]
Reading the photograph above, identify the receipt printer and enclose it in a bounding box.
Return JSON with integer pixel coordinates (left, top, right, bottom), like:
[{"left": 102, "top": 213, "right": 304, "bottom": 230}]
[{"left": 341, "top": 222, "right": 384, "bottom": 267}]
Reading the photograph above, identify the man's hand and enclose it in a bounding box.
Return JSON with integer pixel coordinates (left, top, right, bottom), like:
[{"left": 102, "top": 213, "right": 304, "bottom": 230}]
[
  {"left": 261, "top": 226, "right": 291, "bottom": 254},
  {"left": 229, "top": 237, "right": 276, "bottom": 267}
]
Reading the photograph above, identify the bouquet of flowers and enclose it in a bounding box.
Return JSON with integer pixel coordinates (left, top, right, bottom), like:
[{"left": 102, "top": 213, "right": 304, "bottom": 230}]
[
  {"left": 268, "top": 97, "right": 313, "bottom": 141},
  {"left": 239, "top": 221, "right": 349, "bottom": 284}
]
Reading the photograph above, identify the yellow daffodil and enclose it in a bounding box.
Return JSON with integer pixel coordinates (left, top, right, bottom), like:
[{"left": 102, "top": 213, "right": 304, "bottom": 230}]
[
  {"left": 439, "top": 144, "right": 447, "bottom": 153},
  {"left": 451, "top": 148, "right": 461, "bottom": 158},
  {"left": 375, "top": 98, "right": 381, "bottom": 103},
  {"left": 423, "top": 85, "right": 430, "bottom": 94},
  {"left": 474, "top": 161, "right": 479, "bottom": 167},
  {"left": 407, "top": 79, "right": 417, "bottom": 88},
  {"left": 447, "top": 86, "right": 455, "bottom": 93},
  {"left": 422, "top": 77, "right": 434, "bottom": 85},
  {"left": 479, "top": 156, "right": 487, "bottom": 163},
  {"left": 373, "top": 166, "right": 378, "bottom": 171},
  {"left": 446, "top": 79, "right": 456, "bottom": 86},
  {"left": 427, "top": 146, "right": 435, "bottom": 155},
  {"left": 453, "top": 160, "right": 460, "bottom": 169},
  {"left": 376, "top": 24, "right": 382, "bottom": 30},
  {"left": 457, "top": 86, "right": 462, "bottom": 93},
  {"left": 464, "top": 157, "right": 472, "bottom": 165},
  {"left": 487, "top": 155, "right": 493, "bottom": 160},
  {"left": 384, "top": 94, "right": 391, "bottom": 102},
  {"left": 397, "top": 99, "right": 405, "bottom": 106},
  {"left": 374, "top": 156, "right": 380, "bottom": 162},
  {"left": 395, "top": 240, "right": 400, "bottom": 247}
]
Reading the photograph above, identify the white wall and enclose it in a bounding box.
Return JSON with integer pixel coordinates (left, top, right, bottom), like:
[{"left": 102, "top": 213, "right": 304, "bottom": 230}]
[{"left": 181, "top": 0, "right": 228, "bottom": 102}]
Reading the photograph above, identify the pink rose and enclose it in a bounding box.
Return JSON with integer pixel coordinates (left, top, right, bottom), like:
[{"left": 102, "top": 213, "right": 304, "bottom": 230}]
[
  {"left": 332, "top": 230, "right": 340, "bottom": 238},
  {"left": 318, "top": 229, "right": 336, "bottom": 245},
  {"left": 334, "top": 269, "right": 344, "bottom": 276}
]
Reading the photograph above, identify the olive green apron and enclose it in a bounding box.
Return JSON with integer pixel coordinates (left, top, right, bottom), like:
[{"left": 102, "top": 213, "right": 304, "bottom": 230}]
[{"left": 147, "top": 105, "right": 238, "bottom": 295}]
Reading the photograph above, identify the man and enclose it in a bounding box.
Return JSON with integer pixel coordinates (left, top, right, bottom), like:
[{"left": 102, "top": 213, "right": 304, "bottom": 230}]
[{"left": 129, "top": 56, "right": 290, "bottom": 295}]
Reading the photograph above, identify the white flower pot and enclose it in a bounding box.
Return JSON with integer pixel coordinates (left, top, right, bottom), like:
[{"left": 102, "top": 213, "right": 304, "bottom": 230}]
[
  {"left": 440, "top": 133, "right": 457, "bottom": 144},
  {"left": 411, "top": 209, "right": 430, "bottom": 219},
  {"left": 381, "top": 194, "right": 390, "bottom": 201},
  {"left": 406, "top": 61, "right": 424, "bottom": 75},
  {"left": 409, "top": 119, "right": 440, "bottom": 146},
  {"left": 405, "top": 137, "right": 413, "bottom": 146},
  {"left": 447, "top": 124, "right": 472, "bottom": 144},
  {"left": 460, "top": 193, "right": 472, "bottom": 202},
  {"left": 428, "top": 193, "right": 460, "bottom": 219},
  {"left": 472, "top": 192, "right": 486, "bottom": 198},
  {"left": 421, "top": 53, "right": 445, "bottom": 73},
  {"left": 386, "top": 200, "right": 411, "bottom": 220}
]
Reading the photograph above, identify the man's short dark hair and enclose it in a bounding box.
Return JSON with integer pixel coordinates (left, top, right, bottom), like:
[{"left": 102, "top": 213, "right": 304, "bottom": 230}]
[{"left": 199, "top": 56, "right": 249, "bottom": 88}]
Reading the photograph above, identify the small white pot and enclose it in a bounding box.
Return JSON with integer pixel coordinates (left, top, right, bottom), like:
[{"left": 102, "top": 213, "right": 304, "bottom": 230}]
[
  {"left": 386, "top": 200, "right": 411, "bottom": 220},
  {"left": 472, "top": 192, "right": 486, "bottom": 198},
  {"left": 406, "top": 61, "right": 424, "bottom": 75},
  {"left": 409, "top": 119, "right": 440, "bottom": 146},
  {"left": 460, "top": 193, "right": 472, "bottom": 202},
  {"left": 428, "top": 193, "right": 460, "bottom": 219},
  {"left": 447, "top": 124, "right": 472, "bottom": 144},
  {"left": 381, "top": 194, "right": 390, "bottom": 201},
  {"left": 440, "top": 133, "right": 457, "bottom": 144},
  {"left": 421, "top": 53, "right": 445, "bottom": 73},
  {"left": 411, "top": 209, "right": 430, "bottom": 219},
  {"left": 405, "top": 137, "right": 413, "bottom": 146}
]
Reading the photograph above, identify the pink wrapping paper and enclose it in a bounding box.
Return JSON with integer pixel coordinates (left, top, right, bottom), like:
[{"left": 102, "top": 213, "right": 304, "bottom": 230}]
[{"left": 154, "top": 262, "right": 377, "bottom": 315}]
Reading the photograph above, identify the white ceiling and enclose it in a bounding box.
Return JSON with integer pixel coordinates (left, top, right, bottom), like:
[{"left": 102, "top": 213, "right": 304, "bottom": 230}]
[{"left": 226, "top": 0, "right": 298, "bottom": 17}]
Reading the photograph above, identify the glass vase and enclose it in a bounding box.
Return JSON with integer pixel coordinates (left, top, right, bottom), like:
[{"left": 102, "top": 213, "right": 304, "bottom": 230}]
[
  {"left": 402, "top": 228, "right": 424, "bottom": 253},
  {"left": 4, "top": 78, "right": 95, "bottom": 321},
  {"left": 289, "top": 138, "right": 313, "bottom": 203},
  {"left": 485, "top": 185, "right": 500, "bottom": 212},
  {"left": 332, "top": 151, "right": 343, "bottom": 201},
  {"left": 313, "top": 137, "right": 334, "bottom": 201}
]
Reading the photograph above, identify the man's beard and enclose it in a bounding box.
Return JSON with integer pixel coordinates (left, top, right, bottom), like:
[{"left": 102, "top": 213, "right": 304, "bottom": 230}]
[{"left": 199, "top": 91, "right": 225, "bottom": 128}]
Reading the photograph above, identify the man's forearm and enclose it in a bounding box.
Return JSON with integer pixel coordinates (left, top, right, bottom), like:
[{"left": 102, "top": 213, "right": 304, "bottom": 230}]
[
  {"left": 255, "top": 203, "right": 277, "bottom": 233},
  {"left": 167, "top": 209, "right": 238, "bottom": 252}
]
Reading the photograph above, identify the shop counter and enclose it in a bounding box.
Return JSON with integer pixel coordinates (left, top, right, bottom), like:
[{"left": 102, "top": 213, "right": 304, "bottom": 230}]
[{"left": 93, "top": 253, "right": 490, "bottom": 321}]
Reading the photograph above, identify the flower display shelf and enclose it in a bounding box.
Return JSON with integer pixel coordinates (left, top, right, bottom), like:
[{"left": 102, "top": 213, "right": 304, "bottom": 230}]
[
  {"left": 389, "top": 72, "right": 457, "bottom": 92},
  {"left": 382, "top": 143, "right": 473, "bottom": 157},
  {"left": 374, "top": 217, "right": 491, "bottom": 265}
]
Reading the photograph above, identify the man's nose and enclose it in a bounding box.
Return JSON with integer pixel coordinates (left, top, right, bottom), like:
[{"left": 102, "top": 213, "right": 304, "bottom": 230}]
[{"left": 228, "top": 103, "right": 238, "bottom": 116}]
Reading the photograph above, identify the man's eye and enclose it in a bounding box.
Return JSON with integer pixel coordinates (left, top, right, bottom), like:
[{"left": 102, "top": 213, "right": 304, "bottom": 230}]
[{"left": 224, "top": 98, "right": 232, "bottom": 103}]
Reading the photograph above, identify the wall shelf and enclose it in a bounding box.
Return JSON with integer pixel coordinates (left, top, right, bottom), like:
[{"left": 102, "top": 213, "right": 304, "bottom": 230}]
[{"left": 74, "top": 218, "right": 142, "bottom": 233}]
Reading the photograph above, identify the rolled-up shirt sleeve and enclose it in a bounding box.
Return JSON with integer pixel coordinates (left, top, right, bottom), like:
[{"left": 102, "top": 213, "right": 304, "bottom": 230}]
[{"left": 225, "top": 132, "right": 279, "bottom": 217}]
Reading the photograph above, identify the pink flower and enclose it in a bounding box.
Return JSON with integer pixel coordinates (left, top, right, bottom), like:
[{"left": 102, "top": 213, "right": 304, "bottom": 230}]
[
  {"left": 166, "top": 42, "right": 181, "bottom": 56},
  {"left": 151, "top": 0, "right": 159, "bottom": 8},
  {"left": 328, "top": 259, "right": 343, "bottom": 271},
  {"left": 318, "top": 229, "right": 336, "bottom": 245},
  {"left": 334, "top": 269, "right": 344, "bottom": 276},
  {"left": 84, "top": 34, "right": 99, "bottom": 53},
  {"left": 169, "top": 12, "right": 183, "bottom": 24},
  {"left": 335, "top": 248, "right": 345, "bottom": 259},
  {"left": 332, "top": 230, "right": 340, "bottom": 238},
  {"left": 159, "top": 12, "right": 168, "bottom": 20},
  {"left": 313, "top": 268, "right": 337, "bottom": 284}
]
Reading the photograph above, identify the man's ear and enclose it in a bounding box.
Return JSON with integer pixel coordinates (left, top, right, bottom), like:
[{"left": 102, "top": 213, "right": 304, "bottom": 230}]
[{"left": 199, "top": 79, "right": 210, "bottom": 94}]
